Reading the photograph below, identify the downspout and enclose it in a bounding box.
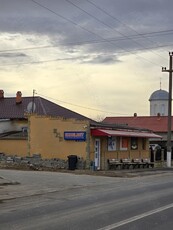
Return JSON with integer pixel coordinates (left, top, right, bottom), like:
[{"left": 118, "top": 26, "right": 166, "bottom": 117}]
[
  {"left": 85, "top": 121, "right": 90, "bottom": 169},
  {"left": 27, "top": 115, "right": 31, "bottom": 157}
]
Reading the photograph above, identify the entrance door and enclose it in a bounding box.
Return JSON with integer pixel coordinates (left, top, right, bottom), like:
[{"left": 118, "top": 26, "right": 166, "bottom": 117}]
[{"left": 95, "top": 139, "right": 100, "bottom": 170}]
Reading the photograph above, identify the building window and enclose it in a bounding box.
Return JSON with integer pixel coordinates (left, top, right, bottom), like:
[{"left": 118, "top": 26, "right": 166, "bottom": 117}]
[
  {"left": 161, "top": 104, "right": 165, "bottom": 116},
  {"left": 131, "top": 137, "right": 138, "bottom": 150},
  {"left": 154, "top": 104, "right": 157, "bottom": 115},
  {"left": 120, "top": 137, "right": 128, "bottom": 150},
  {"left": 108, "top": 137, "right": 116, "bottom": 151}
]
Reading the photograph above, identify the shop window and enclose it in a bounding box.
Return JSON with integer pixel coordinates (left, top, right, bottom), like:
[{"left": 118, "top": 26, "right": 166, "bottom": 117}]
[
  {"left": 108, "top": 137, "right": 116, "bottom": 151},
  {"left": 131, "top": 137, "right": 138, "bottom": 150},
  {"left": 120, "top": 137, "right": 128, "bottom": 150}
]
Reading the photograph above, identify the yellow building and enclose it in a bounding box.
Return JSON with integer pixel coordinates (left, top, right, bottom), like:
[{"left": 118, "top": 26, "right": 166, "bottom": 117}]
[
  {"left": 27, "top": 114, "right": 161, "bottom": 170},
  {"left": 0, "top": 90, "right": 161, "bottom": 170}
]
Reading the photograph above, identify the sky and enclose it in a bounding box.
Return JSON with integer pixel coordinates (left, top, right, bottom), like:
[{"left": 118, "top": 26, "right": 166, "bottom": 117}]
[{"left": 0, "top": 0, "right": 173, "bottom": 120}]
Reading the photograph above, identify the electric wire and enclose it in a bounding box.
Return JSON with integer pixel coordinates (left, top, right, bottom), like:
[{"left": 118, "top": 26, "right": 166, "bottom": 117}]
[
  {"left": 66, "top": 0, "right": 167, "bottom": 62},
  {"left": 36, "top": 92, "right": 129, "bottom": 116},
  {"left": 0, "top": 31, "right": 173, "bottom": 53},
  {"left": 0, "top": 0, "right": 170, "bottom": 67},
  {"left": 29, "top": 0, "right": 163, "bottom": 68},
  {"left": 0, "top": 28, "right": 173, "bottom": 53},
  {"left": 86, "top": 0, "right": 169, "bottom": 57}
]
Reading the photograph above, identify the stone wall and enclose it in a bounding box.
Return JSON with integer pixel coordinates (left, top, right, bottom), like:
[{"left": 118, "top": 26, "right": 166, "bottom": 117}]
[{"left": 0, "top": 153, "right": 85, "bottom": 171}]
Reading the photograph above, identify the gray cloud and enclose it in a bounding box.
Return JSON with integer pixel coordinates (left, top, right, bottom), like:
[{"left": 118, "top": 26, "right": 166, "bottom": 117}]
[
  {"left": 0, "top": 0, "right": 173, "bottom": 64},
  {"left": 0, "top": 53, "right": 28, "bottom": 58},
  {"left": 80, "top": 54, "right": 121, "bottom": 64}
]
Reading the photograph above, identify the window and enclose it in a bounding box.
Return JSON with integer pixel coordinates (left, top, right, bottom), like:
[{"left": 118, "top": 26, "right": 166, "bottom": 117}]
[
  {"left": 154, "top": 104, "right": 157, "bottom": 115},
  {"left": 108, "top": 137, "right": 116, "bottom": 151},
  {"left": 120, "top": 137, "right": 128, "bottom": 150},
  {"left": 131, "top": 137, "right": 138, "bottom": 150},
  {"left": 161, "top": 104, "right": 165, "bottom": 116}
]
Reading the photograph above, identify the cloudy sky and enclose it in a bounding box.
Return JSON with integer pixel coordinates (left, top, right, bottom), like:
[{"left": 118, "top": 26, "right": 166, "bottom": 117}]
[{"left": 0, "top": 0, "right": 173, "bottom": 120}]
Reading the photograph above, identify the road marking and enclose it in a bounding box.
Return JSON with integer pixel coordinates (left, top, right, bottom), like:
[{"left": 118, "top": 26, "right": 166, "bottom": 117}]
[{"left": 98, "top": 203, "right": 173, "bottom": 230}]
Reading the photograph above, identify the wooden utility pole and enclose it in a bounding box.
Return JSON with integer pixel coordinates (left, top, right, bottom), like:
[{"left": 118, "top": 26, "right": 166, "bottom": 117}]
[{"left": 162, "top": 52, "right": 173, "bottom": 167}]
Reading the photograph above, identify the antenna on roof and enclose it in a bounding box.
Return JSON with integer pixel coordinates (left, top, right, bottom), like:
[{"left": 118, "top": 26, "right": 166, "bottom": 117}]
[
  {"left": 26, "top": 90, "right": 37, "bottom": 113},
  {"left": 27, "top": 101, "right": 36, "bottom": 113},
  {"left": 160, "top": 78, "right": 162, "bottom": 90},
  {"left": 32, "top": 89, "right": 36, "bottom": 113}
]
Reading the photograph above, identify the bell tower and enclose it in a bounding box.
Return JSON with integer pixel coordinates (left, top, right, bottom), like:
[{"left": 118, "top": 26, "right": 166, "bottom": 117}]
[{"left": 149, "top": 89, "right": 169, "bottom": 116}]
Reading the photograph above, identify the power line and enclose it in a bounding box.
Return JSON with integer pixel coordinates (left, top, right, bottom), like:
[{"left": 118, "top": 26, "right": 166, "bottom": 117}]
[
  {"left": 0, "top": 56, "right": 83, "bottom": 67},
  {"left": 86, "top": 0, "right": 168, "bottom": 58},
  {"left": 30, "top": 0, "right": 163, "bottom": 68},
  {"left": 2, "top": 41, "right": 172, "bottom": 67},
  {"left": 36, "top": 92, "right": 129, "bottom": 115},
  {"left": 66, "top": 0, "right": 167, "bottom": 62},
  {"left": 0, "top": 28, "right": 173, "bottom": 54},
  {"left": 1, "top": 32, "right": 173, "bottom": 54}
]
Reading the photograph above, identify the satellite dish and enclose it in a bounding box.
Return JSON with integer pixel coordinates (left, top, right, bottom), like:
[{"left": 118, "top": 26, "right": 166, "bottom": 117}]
[{"left": 27, "top": 101, "right": 36, "bottom": 113}]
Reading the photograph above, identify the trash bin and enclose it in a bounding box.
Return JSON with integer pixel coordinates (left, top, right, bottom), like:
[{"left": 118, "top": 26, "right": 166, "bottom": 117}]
[
  {"left": 90, "top": 161, "right": 95, "bottom": 171},
  {"left": 68, "top": 155, "right": 78, "bottom": 170}
]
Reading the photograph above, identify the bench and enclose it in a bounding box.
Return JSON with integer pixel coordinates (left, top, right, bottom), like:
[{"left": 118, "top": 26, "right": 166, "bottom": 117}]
[
  {"left": 107, "top": 159, "right": 123, "bottom": 170},
  {"left": 107, "top": 158, "right": 154, "bottom": 170}
]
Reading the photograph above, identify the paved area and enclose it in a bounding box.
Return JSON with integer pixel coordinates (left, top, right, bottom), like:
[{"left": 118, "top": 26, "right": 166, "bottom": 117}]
[{"left": 1, "top": 168, "right": 173, "bottom": 202}]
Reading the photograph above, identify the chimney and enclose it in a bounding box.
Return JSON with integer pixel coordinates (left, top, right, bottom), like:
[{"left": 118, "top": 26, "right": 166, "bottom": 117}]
[
  {"left": 16, "top": 91, "right": 22, "bottom": 104},
  {"left": 0, "top": 90, "right": 4, "bottom": 99}
]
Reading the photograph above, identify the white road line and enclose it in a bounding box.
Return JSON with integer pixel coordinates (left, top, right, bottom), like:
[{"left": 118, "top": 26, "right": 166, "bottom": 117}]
[{"left": 98, "top": 203, "right": 173, "bottom": 230}]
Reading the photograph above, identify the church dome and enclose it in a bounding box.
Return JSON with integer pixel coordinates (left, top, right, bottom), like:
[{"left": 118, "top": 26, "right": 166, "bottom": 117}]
[{"left": 149, "top": 89, "right": 169, "bottom": 101}]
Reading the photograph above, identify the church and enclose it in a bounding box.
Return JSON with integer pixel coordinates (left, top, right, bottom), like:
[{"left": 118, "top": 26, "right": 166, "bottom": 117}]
[{"left": 103, "top": 88, "right": 173, "bottom": 149}]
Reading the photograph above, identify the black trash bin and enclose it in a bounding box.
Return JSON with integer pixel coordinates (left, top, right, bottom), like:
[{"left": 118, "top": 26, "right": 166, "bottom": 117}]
[{"left": 68, "top": 155, "right": 78, "bottom": 170}]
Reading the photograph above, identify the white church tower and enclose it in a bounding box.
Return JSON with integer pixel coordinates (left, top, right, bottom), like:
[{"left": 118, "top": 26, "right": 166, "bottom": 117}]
[{"left": 149, "top": 89, "right": 169, "bottom": 116}]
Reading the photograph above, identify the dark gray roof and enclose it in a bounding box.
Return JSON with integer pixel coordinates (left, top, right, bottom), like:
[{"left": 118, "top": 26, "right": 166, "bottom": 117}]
[
  {"left": 0, "top": 96, "right": 92, "bottom": 121},
  {"left": 149, "top": 89, "right": 169, "bottom": 101}
]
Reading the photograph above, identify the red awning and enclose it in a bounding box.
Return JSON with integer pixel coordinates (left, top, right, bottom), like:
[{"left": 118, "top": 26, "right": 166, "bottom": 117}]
[{"left": 91, "top": 129, "right": 162, "bottom": 139}]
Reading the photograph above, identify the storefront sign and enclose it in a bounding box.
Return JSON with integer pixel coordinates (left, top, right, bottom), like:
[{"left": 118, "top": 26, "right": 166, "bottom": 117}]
[{"left": 64, "top": 131, "right": 86, "bottom": 141}]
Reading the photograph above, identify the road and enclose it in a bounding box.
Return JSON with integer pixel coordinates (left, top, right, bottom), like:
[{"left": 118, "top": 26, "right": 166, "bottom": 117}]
[{"left": 1, "top": 169, "right": 173, "bottom": 229}]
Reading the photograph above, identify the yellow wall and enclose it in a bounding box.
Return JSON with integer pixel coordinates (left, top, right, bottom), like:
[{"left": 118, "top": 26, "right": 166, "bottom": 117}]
[
  {"left": 0, "top": 139, "right": 27, "bottom": 157},
  {"left": 29, "top": 115, "right": 90, "bottom": 160}
]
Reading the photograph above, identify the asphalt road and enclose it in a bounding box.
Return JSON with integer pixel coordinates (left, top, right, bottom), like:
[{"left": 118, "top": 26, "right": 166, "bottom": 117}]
[{"left": 1, "top": 169, "right": 173, "bottom": 229}]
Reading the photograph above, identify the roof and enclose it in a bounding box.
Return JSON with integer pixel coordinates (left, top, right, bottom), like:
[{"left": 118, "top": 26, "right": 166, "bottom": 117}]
[
  {"left": 91, "top": 129, "right": 162, "bottom": 138},
  {"left": 103, "top": 116, "right": 172, "bottom": 133},
  {"left": 149, "top": 89, "right": 169, "bottom": 101},
  {"left": 0, "top": 96, "right": 92, "bottom": 121}
]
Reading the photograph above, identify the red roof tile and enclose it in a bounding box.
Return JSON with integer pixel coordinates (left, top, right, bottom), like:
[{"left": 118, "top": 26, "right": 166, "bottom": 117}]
[{"left": 103, "top": 116, "right": 172, "bottom": 132}]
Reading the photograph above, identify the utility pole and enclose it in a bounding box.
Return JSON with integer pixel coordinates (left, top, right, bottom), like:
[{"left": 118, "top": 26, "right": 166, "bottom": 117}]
[{"left": 162, "top": 52, "right": 173, "bottom": 167}]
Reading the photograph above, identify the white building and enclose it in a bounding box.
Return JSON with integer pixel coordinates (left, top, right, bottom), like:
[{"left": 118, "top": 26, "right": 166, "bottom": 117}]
[{"left": 149, "top": 89, "right": 169, "bottom": 116}]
